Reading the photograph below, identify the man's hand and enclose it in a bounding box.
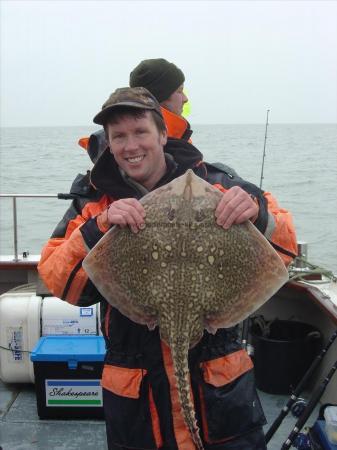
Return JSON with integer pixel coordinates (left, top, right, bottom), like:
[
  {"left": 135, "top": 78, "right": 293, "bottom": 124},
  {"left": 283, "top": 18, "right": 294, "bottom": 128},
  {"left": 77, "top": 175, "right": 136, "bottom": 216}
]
[
  {"left": 107, "top": 198, "right": 145, "bottom": 233},
  {"left": 215, "top": 186, "right": 259, "bottom": 229}
]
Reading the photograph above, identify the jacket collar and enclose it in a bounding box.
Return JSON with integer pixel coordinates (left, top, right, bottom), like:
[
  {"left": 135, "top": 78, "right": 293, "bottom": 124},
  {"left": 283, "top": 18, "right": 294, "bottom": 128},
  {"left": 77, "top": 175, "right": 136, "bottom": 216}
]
[
  {"left": 90, "top": 139, "right": 203, "bottom": 199},
  {"left": 160, "top": 107, "right": 192, "bottom": 141}
]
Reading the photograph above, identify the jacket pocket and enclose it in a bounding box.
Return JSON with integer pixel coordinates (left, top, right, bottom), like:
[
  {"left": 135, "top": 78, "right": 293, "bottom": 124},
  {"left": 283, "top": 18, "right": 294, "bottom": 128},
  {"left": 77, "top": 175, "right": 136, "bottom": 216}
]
[
  {"left": 101, "top": 364, "right": 147, "bottom": 398},
  {"left": 198, "top": 349, "right": 266, "bottom": 444},
  {"left": 101, "top": 364, "right": 159, "bottom": 449}
]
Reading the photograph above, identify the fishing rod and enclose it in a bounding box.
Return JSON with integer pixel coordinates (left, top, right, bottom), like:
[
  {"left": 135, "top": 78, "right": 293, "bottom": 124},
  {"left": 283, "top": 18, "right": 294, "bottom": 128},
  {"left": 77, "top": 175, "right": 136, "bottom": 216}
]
[
  {"left": 241, "top": 109, "right": 271, "bottom": 350},
  {"left": 281, "top": 357, "right": 337, "bottom": 450},
  {"left": 265, "top": 328, "right": 337, "bottom": 443},
  {"left": 259, "top": 109, "right": 270, "bottom": 189}
]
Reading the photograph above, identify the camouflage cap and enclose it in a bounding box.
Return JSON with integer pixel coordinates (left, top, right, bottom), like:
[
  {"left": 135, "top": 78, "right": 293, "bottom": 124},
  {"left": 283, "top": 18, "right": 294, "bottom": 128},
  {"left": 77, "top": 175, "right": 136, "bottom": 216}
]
[{"left": 93, "top": 87, "right": 163, "bottom": 125}]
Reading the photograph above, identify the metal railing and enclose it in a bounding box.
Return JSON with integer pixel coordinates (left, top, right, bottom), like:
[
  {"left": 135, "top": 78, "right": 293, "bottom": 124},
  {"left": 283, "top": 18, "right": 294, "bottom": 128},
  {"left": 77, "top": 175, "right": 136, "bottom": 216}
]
[{"left": 0, "top": 194, "right": 62, "bottom": 261}]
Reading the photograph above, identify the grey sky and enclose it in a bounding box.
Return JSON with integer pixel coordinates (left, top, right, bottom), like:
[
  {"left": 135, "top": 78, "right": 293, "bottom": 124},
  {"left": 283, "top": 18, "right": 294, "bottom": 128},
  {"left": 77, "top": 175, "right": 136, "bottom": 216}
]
[{"left": 1, "top": 0, "right": 336, "bottom": 126}]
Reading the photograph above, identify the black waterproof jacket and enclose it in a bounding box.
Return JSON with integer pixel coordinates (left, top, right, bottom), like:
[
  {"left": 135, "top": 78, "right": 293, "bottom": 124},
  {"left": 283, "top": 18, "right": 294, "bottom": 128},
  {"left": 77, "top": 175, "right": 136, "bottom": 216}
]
[{"left": 39, "top": 138, "right": 293, "bottom": 449}]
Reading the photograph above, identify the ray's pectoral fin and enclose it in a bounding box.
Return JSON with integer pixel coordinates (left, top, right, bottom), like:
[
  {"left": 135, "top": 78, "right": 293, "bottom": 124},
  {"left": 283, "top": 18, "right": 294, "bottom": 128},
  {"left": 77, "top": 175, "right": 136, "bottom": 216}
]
[
  {"left": 203, "top": 225, "right": 289, "bottom": 331},
  {"left": 107, "top": 279, "right": 158, "bottom": 330},
  {"left": 83, "top": 227, "right": 158, "bottom": 329}
]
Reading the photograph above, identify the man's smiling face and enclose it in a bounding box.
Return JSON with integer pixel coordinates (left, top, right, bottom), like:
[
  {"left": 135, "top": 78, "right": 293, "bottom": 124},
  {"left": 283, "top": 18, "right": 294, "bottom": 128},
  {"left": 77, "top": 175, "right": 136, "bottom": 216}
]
[{"left": 107, "top": 110, "right": 168, "bottom": 190}]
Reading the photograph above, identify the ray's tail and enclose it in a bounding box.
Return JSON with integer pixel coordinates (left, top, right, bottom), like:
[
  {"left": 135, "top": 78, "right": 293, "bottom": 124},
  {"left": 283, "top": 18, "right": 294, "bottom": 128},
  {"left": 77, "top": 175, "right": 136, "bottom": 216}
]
[{"left": 169, "top": 337, "right": 204, "bottom": 450}]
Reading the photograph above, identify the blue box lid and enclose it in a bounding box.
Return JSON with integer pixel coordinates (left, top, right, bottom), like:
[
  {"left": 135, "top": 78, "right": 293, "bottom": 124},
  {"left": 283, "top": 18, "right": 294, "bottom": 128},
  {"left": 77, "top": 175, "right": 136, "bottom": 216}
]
[
  {"left": 30, "top": 336, "right": 106, "bottom": 362},
  {"left": 313, "top": 420, "right": 337, "bottom": 450}
]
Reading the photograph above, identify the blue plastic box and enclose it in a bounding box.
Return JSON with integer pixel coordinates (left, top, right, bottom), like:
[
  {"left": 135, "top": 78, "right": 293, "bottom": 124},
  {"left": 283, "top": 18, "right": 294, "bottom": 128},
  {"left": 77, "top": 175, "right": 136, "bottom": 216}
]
[
  {"left": 313, "top": 421, "right": 337, "bottom": 450},
  {"left": 31, "top": 336, "right": 106, "bottom": 419}
]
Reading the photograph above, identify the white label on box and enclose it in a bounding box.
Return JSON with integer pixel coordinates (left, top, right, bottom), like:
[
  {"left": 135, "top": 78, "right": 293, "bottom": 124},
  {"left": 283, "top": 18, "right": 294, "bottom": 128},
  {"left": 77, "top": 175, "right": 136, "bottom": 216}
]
[
  {"left": 45, "top": 379, "right": 102, "bottom": 407},
  {"left": 7, "top": 327, "right": 24, "bottom": 362},
  {"left": 42, "top": 317, "right": 96, "bottom": 335}
]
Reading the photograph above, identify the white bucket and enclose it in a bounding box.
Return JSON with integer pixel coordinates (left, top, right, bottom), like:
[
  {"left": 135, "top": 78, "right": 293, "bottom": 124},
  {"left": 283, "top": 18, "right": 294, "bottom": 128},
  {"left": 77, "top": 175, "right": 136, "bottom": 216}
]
[
  {"left": 0, "top": 292, "right": 100, "bottom": 383},
  {"left": 0, "top": 292, "right": 41, "bottom": 383}
]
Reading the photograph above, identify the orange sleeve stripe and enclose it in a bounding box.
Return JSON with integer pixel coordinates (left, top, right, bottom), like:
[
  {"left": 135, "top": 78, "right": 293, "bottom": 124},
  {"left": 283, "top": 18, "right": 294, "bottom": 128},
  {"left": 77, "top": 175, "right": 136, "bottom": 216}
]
[
  {"left": 65, "top": 266, "right": 89, "bottom": 305},
  {"left": 38, "top": 228, "right": 88, "bottom": 299},
  {"left": 263, "top": 191, "right": 298, "bottom": 266},
  {"left": 63, "top": 198, "right": 111, "bottom": 239},
  {"left": 212, "top": 183, "right": 228, "bottom": 193},
  {"left": 161, "top": 341, "right": 196, "bottom": 450},
  {"left": 38, "top": 196, "right": 113, "bottom": 301},
  {"left": 80, "top": 198, "right": 110, "bottom": 224},
  {"left": 63, "top": 215, "right": 86, "bottom": 238}
]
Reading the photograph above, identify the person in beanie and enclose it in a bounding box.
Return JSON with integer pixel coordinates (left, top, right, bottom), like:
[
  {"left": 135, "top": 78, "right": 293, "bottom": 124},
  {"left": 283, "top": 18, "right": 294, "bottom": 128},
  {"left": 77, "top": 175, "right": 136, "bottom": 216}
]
[
  {"left": 39, "top": 86, "right": 297, "bottom": 450},
  {"left": 129, "top": 58, "right": 186, "bottom": 110},
  {"left": 129, "top": 58, "right": 191, "bottom": 141},
  {"left": 78, "top": 59, "right": 191, "bottom": 165}
]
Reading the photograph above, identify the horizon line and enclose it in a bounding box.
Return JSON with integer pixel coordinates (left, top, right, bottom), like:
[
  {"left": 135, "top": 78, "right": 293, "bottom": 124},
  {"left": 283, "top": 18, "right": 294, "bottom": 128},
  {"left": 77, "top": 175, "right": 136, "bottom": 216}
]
[{"left": 1, "top": 122, "right": 336, "bottom": 129}]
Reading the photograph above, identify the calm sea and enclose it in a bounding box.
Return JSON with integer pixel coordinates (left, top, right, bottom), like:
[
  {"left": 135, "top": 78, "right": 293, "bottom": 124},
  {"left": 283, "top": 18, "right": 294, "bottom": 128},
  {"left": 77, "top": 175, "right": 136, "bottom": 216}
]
[{"left": 0, "top": 124, "right": 336, "bottom": 273}]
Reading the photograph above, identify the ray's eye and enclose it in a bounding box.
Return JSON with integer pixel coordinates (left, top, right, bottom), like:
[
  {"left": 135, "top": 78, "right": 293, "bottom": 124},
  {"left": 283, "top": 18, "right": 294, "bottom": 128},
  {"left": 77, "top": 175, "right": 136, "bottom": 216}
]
[
  {"left": 167, "top": 208, "right": 176, "bottom": 221},
  {"left": 195, "top": 210, "right": 206, "bottom": 222}
]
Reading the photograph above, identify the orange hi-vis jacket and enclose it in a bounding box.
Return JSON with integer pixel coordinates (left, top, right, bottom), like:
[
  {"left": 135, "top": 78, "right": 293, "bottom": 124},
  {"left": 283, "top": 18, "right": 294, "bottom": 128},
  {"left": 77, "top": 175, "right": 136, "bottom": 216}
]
[{"left": 38, "top": 139, "right": 297, "bottom": 449}]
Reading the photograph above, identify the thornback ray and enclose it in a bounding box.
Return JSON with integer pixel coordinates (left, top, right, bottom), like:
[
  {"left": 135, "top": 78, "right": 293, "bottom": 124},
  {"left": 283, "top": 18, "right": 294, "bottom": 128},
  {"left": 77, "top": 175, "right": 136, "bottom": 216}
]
[{"left": 82, "top": 169, "right": 288, "bottom": 449}]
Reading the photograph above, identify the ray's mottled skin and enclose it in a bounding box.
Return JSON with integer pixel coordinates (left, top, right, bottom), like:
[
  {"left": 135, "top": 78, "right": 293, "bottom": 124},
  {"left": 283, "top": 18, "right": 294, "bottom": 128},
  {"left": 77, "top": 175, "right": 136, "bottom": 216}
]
[{"left": 83, "top": 170, "right": 288, "bottom": 449}]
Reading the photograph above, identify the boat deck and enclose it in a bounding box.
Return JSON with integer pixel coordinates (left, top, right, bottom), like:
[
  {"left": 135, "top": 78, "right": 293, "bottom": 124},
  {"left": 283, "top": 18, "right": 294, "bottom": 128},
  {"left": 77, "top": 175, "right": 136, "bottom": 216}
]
[{"left": 0, "top": 380, "right": 320, "bottom": 450}]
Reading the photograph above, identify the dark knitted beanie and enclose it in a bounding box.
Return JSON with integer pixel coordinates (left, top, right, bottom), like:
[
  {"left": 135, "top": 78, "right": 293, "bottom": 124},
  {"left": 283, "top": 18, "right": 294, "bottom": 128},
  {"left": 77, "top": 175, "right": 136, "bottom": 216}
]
[{"left": 129, "top": 58, "right": 185, "bottom": 103}]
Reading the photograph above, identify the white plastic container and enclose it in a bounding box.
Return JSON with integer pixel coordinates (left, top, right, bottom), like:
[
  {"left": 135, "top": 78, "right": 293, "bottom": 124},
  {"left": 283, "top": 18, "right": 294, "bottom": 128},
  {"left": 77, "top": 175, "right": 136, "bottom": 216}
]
[
  {"left": 0, "top": 292, "right": 41, "bottom": 383},
  {"left": 324, "top": 406, "right": 337, "bottom": 445}
]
